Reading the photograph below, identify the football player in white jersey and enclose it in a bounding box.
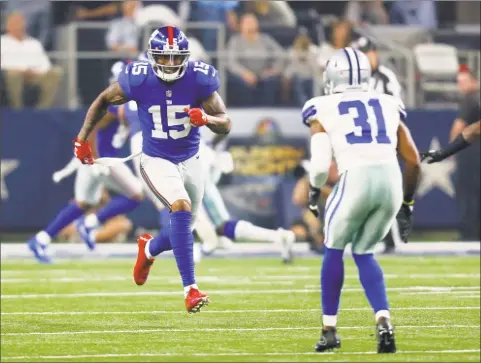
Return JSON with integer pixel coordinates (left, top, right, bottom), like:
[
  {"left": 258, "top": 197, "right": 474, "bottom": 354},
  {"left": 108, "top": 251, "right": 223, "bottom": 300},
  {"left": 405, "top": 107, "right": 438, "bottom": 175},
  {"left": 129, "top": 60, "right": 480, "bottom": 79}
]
[
  {"left": 198, "top": 135, "right": 295, "bottom": 263},
  {"left": 302, "top": 48, "right": 421, "bottom": 353}
]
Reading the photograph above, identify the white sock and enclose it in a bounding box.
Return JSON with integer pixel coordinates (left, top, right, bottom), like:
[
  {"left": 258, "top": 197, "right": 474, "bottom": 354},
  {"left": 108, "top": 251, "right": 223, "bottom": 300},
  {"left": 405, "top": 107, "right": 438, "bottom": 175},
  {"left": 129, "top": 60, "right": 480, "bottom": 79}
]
[
  {"left": 375, "top": 310, "right": 391, "bottom": 322},
  {"left": 144, "top": 239, "right": 153, "bottom": 259},
  {"left": 36, "top": 231, "right": 51, "bottom": 246},
  {"left": 184, "top": 284, "right": 198, "bottom": 298},
  {"left": 322, "top": 315, "right": 337, "bottom": 327},
  {"left": 88, "top": 230, "right": 97, "bottom": 243},
  {"left": 84, "top": 214, "right": 100, "bottom": 229},
  {"left": 234, "top": 220, "right": 278, "bottom": 243}
]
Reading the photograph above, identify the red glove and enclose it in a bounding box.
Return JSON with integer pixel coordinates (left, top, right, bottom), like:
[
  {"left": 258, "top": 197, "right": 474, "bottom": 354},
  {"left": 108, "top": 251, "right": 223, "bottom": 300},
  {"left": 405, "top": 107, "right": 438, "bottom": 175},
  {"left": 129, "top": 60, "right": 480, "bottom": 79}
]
[
  {"left": 184, "top": 107, "right": 208, "bottom": 127},
  {"left": 73, "top": 138, "right": 94, "bottom": 165}
]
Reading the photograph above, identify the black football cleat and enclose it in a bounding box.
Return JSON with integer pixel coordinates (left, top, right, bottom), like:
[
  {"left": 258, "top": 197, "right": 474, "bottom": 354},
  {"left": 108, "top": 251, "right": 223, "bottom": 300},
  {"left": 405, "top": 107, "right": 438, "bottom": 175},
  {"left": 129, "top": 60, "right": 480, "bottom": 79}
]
[
  {"left": 376, "top": 318, "right": 396, "bottom": 353},
  {"left": 315, "top": 327, "right": 341, "bottom": 352}
]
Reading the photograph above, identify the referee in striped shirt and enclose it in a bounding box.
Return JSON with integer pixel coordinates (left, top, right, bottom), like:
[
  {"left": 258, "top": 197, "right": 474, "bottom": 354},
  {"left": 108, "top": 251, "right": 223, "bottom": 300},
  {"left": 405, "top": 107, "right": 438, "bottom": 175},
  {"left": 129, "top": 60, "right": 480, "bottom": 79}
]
[
  {"left": 352, "top": 36, "right": 405, "bottom": 253},
  {"left": 351, "top": 36, "right": 403, "bottom": 99}
]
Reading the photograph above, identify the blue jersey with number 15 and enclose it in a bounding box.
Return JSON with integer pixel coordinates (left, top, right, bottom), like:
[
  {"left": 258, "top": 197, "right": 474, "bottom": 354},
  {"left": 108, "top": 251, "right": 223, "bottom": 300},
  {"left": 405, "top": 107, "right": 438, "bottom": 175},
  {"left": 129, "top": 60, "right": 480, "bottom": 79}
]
[{"left": 117, "top": 60, "right": 220, "bottom": 163}]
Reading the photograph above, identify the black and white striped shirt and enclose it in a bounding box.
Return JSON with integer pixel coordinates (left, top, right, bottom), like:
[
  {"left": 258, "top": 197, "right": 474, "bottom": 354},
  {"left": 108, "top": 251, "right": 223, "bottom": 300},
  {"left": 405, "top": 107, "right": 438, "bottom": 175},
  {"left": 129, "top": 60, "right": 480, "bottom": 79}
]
[{"left": 369, "top": 64, "right": 403, "bottom": 99}]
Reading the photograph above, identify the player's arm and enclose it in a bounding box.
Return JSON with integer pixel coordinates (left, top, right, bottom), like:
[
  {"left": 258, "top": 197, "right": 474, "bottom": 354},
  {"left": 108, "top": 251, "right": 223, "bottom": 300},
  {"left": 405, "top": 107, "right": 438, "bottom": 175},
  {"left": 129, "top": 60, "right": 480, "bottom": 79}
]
[
  {"left": 463, "top": 119, "right": 481, "bottom": 142},
  {"left": 200, "top": 91, "right": 232, "bottom": 134},
  {"left": 307, "top": 120, "right": 333, "bottom": 218},
  {"left": 77, "top": 82, "right": 129, "bottom": 142},
  {"left": 396, "top": 121, "right": 421, "bottom": 242},
  {"left": 87, "top": 111, "right": 117, "bottom": 158},
  {"left": 421, "top": 120, "right": 480, "bottom": 163},
  {"left": 397, "top": 121, "right": 421, "bottom": 204}
]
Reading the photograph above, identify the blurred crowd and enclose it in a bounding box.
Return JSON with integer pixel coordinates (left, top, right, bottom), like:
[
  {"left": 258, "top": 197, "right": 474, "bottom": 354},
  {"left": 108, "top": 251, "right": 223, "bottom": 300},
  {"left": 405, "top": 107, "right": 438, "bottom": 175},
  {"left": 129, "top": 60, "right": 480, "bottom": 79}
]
[{"left": 0, "top": 0, "right": 448, "bottom": 109}]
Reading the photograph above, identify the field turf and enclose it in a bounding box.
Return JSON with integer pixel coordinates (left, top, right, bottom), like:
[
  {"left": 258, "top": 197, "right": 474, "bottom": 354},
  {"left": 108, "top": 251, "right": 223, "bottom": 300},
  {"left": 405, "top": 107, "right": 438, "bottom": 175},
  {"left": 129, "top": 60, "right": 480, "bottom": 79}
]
[{"left": 1, "top": 256, "right": 480, "bottom": 362}]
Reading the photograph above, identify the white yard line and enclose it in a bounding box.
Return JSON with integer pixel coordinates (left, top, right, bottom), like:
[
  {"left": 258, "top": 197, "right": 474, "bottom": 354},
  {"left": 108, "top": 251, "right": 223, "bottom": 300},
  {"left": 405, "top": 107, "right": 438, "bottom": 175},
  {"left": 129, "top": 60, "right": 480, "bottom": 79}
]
[
  {"left": 2, "top": 273, "right": 479, "bottom": 284},
  {"left": 2, "top": 325, "right": 480, "bottom": 337},
  {"left": 2, "top": 349, "right": 480, "bottom": 360},
  {"left": 2, "top": 306, "right": 479, "bottom": 316},
  {"left": 2, "top": 286, "right": 479, "bottom": 299}
]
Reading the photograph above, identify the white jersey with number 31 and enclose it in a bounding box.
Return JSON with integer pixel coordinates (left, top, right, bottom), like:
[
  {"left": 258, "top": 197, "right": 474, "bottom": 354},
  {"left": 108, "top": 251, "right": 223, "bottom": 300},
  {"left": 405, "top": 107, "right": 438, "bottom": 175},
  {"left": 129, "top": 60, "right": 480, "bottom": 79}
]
[{"left": 302, "top": 90, "right": 406, "bottom": 174}]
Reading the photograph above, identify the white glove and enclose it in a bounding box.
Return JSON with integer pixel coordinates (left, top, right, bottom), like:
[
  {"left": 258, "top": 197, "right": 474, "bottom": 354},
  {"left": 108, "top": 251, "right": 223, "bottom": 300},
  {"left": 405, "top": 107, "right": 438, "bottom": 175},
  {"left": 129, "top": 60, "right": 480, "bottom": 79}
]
[{"left": 112, "top": 125, "right": 130, "bottom": 149}]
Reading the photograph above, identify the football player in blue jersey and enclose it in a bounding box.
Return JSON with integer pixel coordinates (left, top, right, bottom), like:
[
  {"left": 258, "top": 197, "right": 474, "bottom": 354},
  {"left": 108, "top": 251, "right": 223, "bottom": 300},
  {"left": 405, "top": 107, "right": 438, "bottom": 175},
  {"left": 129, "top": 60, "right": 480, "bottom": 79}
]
[
  {"left": 27, "top": 61, "right": 144, "bottom": 264},
  {"left": 74, "top": 26, "right": 231, "bottom": 313}
]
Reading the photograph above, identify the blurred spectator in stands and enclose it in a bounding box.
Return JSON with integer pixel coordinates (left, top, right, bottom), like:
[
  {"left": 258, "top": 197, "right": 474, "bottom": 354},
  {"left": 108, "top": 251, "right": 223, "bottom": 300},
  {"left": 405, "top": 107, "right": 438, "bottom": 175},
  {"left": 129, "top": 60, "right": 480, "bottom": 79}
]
[
  {"left": 135, "top": 2, "right": 184, "bottom": 28},
  {"left": 242, "top": 0, "right": 297, "bottom": 28},
  {"left": 390, "top": 0, "right": 438, "bottom": 30},
  {"left": 317, "top": 20, "right": 352, "bottom": 69},
  {"left": 344, "top": 0, "right": 389, "bottom": 26},
  {"left": 4, "top": 0, "right": 52, "bottom": 48},
  {"left": 449, "top": 65, "right": 480, "bottom": 241},
  {"left": 191, "top": 1, "right": 239, "bottom": 52},
  {"left": 227, "top": 13, "right": 284, "bottom": 106},
  {"left": 351, "top": 36, "right": 403, "bottom": 99},
  {"left": 106, "top": 0, "right": 139, "bottom": 54},
  {"left": 282, "top": 32, "right": 319, "bottom": 106},
  {"left": 74, "top": 1, "right": 122, "bottom": 21},
  {"left": 290, "top": 160, "right": 339, "bottom": 254},
  {"left": 1, "top": 12, "right": 63, "bottom": 109}
]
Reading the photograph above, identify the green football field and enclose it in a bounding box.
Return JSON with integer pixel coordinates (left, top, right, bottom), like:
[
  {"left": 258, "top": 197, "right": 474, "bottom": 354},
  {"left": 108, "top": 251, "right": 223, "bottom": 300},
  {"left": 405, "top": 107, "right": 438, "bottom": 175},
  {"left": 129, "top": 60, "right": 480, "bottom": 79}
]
[{"left": 1, "top": 256, "right": 480, "bottom": 362}]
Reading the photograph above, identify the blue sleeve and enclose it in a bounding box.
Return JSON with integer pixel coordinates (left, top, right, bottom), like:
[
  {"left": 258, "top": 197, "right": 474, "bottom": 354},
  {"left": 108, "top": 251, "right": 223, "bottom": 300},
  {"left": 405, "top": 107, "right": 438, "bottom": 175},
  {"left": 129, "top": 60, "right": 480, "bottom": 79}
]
[
  {"left": 117, "top": 61, "right": 149, "bottom": 101},
  {"left": 107, "top": 105, "right": 120, "bottom": 117},
  {"left": 197, "top": 64, "right": 221, "bottom": 102}
]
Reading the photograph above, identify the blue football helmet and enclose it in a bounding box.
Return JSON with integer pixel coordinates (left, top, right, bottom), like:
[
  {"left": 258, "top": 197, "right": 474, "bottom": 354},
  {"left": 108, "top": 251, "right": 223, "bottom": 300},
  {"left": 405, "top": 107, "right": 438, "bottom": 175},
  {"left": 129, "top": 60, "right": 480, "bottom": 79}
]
[{"left": 147, "top": 26, "right": 190, "bottom": 82}]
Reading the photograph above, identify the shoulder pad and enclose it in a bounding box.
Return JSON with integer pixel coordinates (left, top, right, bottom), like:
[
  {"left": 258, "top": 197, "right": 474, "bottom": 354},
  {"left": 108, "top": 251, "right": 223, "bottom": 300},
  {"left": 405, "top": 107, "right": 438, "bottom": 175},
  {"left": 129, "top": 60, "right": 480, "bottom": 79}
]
[
  {"left": 191, "top": 61, "right": 218, "bottom": 86},
  {"left": 125, "top": 61, "right": 150, "bottom": 87}
]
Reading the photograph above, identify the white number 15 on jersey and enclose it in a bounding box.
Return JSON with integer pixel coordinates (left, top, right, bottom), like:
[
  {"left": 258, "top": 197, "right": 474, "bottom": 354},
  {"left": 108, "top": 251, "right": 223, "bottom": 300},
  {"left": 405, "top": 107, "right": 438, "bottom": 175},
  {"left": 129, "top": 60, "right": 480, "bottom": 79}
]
[{"left": 148, "top": 105, "right": 191, "bottom": 140}]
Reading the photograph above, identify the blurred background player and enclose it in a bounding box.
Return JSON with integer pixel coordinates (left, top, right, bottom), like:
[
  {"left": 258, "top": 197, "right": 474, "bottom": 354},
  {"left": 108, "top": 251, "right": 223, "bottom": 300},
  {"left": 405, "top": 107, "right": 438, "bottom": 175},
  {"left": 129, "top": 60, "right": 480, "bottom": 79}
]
[
  {"left": 59, "top": 189, "right": 134, "bottom": 244},
  {"left": 74, "top": 26, "right": 231, "bottom": 314},
  {"left": 27, "top": 61, "right": 144, "bottom": 263},
  {"left": 441, "top": 65, "right": 480, "bottom": 242},
  {"left": 199, "top": 136, "right": 296, "bottom": 263},
  {"left": 290, "top": 160, "right": 339, "bottom": 254},
  {"left": 303, "top": 47, "right": 420, "bottom": 353}
]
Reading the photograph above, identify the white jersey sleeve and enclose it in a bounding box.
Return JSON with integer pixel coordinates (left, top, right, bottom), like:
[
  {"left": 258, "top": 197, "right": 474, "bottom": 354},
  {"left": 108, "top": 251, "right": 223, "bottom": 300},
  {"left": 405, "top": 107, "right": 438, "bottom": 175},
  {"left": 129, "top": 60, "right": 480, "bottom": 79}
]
[{"left": 301, "top": 98, "right": 321, "bottom": 127}]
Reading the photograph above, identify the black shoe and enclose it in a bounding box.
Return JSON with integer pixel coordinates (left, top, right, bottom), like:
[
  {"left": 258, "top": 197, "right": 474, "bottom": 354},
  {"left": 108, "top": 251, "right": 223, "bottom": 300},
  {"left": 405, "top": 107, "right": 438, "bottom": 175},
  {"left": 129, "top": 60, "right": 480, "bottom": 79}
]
[
  {"left": 382, "top": 233, "right": 396, "bottom": 254},
  {"left": 376, "top": 318, "right": 396, "bottom": 353},
  {"left": 383, "top": 244, "right": 396, "bottom": 254},
  {"left": 315, "top": 327, "right": 341, "bottom": 352}
]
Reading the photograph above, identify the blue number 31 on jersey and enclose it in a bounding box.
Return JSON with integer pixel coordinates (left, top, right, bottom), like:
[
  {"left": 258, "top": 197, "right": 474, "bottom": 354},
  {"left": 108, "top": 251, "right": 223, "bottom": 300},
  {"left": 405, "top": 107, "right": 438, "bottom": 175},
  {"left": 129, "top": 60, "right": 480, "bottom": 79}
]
[{"left": 339, "top": 99, "right": 391, "bottom": 145}]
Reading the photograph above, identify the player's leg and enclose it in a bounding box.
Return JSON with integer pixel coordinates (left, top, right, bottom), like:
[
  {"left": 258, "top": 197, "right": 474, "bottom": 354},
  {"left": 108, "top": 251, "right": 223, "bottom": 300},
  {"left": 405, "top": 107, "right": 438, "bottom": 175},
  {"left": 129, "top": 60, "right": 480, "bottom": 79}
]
[
  {"left": 27, "top": 165, "right": 100, "bottom": 263},
  {"left": 316, "top": 170, "right": 366, "bottom": 352},
  {"left": 137, "top": 154, "right": 207, "bottom": 313},
  {"left": 77, "top": 164, "right": 143, "bottom": 248},
  {"left": 182, "top": 152, "right": 213, "bottom": 312},
  {"left": 203, "top": 177, "right": 295, "bottom": 262},
  {"left": 351, "top": 165, "right": 403, "bottom": 354},
  {"left": 131, "top": 132, "right": 166, "bottom": 215},
  {"left": 195, "top": 202, "right": 226, "bottom": 255}
]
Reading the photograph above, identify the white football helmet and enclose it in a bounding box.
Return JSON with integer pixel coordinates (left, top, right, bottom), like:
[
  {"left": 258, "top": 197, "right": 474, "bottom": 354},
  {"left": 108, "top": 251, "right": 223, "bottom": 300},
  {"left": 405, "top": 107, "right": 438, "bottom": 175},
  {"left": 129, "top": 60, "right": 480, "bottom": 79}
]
[{"left": 323, "top": 47, "right": 371, "bottom": 94}]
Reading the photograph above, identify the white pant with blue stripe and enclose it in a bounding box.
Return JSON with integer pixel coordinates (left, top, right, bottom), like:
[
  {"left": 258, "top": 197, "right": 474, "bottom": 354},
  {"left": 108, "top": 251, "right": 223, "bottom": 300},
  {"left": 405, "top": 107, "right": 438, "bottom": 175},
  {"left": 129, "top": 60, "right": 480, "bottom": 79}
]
[
  {"left": 75, "top": 163, "right": 143, "bottom": 206},
  {"left": 323, "top": 163, "right": 403, "bottom": 254}
]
